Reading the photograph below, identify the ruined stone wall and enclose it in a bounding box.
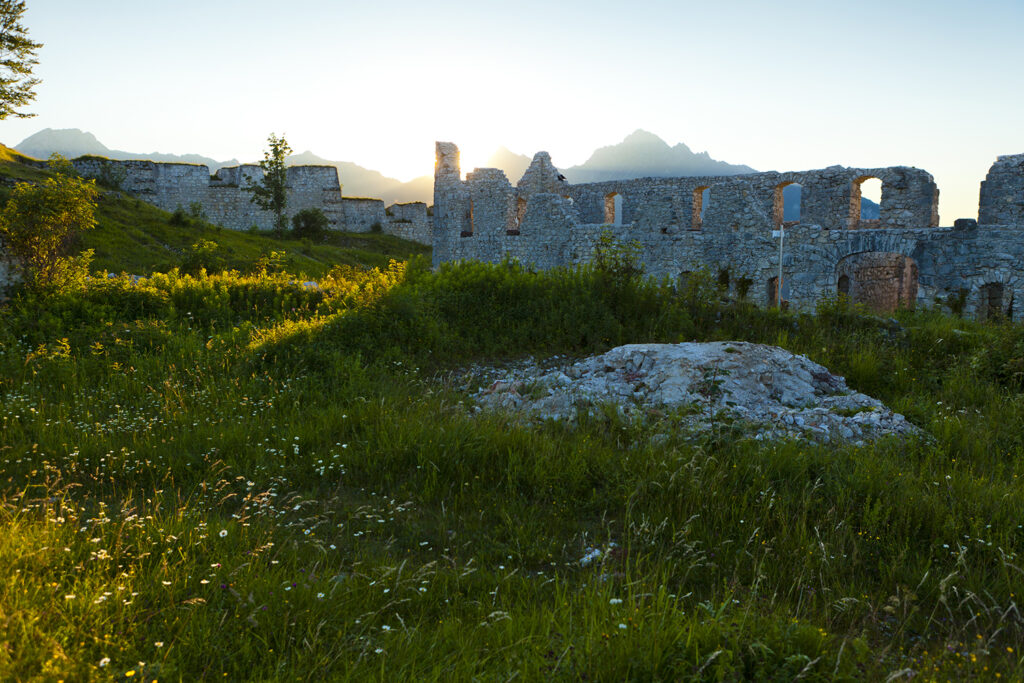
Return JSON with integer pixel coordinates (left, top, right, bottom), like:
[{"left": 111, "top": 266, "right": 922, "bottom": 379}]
[
  {"left": 66, "top": 158, "right": 430, "bottom": 243},
  {"left": 433, "top": 142, "right": 1024, "bottom": 320},
  {"left": 979, "top": 154, "right": 1024, "bottom": 226},
  {"left": 384, "top": 202, "right": 432, "bottom": 243}
]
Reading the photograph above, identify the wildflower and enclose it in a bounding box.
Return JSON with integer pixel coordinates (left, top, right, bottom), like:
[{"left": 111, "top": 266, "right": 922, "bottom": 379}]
[
  {"left": 154, "top": 642, "right": 164, "bottom": 648},
  {"left": 618, "top": 623, "right": 627, "bottom": 629},
  {"left": 219, "top": 529, "right": 228, "bottom": 538},
  {"left": 317, "top": 592, "right": 325, "bottom": 599},
  {"left": 99, "top": 657, "right": 110, "bottom": 667},
  {"left": 64, "top": 594, "right": 75, "bottom": 600},
  {"left": 374, "top": 648, "right": 383, "bottom": 654},
  {"left": 125, "top": 671, "right": 135, "bottom": 678},
  {"left": 609, "top": 598, "right": 623, "bottom": 605},
  {"left": 381, "top": 625, "right": 391, "bottom": 631}
]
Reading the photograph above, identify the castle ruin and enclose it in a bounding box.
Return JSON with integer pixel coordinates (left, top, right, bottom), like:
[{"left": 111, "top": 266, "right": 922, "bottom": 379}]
[
  {"left": 432, "top": 143, "right": 1024, "bottom": 321},
  {"left": 69, "top": 157, "right": 432, "bottom": 244}
]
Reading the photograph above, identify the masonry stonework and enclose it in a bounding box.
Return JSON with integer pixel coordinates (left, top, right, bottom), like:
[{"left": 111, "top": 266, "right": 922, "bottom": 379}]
[
  {"left": 67, "top": 157, "right": 431, "bottom": 243},
  {"left": 433, "top": 142, "right": 1024, "bottom": 321}
]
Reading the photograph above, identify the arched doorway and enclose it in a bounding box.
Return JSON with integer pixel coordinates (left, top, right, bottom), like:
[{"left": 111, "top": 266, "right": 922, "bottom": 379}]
[
  {"left": 979, "top": 283, "right": 1004, "bottom": 320},
  {"left": 836, "top": 252, "right": 918, "bottom": 312}
]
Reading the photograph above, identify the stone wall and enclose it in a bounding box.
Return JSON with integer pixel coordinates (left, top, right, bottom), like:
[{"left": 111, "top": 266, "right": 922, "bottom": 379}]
[
  {"left": 67, "top": 157, "right": 431, "bottom": 243},
  {"left": 384, "top": 202, "right": 432, "bottom": 243},
  {"left": 433, "top": 141, "right": 1024, "bottom": 321},
  {"left": 979, "top": 154, "right": 1024, "bottom": 226}
]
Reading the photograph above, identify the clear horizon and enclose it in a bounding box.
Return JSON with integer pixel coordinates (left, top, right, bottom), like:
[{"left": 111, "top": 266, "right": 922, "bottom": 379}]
[{"left": 3, "top": 0, "right": 1022, "bottom": 222}]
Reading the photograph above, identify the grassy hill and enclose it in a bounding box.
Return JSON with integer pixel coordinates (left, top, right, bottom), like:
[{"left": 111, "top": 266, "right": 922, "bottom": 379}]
[
  {"left": 1, "top": 146, "right": 1023, "bottom": 679},
  {"left": 0, "top": 144, "right": 430, "bottom": 278}
]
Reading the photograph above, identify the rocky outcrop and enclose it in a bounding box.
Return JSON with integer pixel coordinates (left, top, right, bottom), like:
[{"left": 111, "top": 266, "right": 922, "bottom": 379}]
[{"left": 468, "top": 342, "right": 920, "bottom": 445}]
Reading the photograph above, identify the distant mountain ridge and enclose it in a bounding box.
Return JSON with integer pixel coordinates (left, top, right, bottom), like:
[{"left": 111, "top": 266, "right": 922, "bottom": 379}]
[
  {"left": 12, "top": 128, "right": 875, "bottom": 219},
  {"left": 562, "top": 129, "right": 756, "bottom": 183},
  {"left": 16, "top": 128, "right": 239, "bottom": 170}
]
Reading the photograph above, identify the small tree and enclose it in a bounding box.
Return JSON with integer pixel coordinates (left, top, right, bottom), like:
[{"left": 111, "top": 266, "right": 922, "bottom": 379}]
[
  {"left": 245, "top": 133, "right": 291, "bottom": 234},
  {"left": 0, "top": 0, "right": 43, "bottom": 119},
  {"left": 0, "top": 155, "right": 98, "bottom": 291},
  {"left": 291, "top": 207, "right": 328, "bottom": 241}
]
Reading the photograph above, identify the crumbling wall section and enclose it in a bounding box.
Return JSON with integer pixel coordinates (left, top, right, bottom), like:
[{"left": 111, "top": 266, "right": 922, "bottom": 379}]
[
  {"left": 432, "top": 142, "right": 1024, "bottom": 320},
  {"left": 67, "top": 157, "right": 399, "bottom": 234},
  {"left": 979, "top": 154, "right": 1024, "bottom": 225},
  {"left": 383, "top": 202, "right": 431, "bottom": 244},
  {"left": 339, "top": 198, "right": 386, "bottom": 233}
]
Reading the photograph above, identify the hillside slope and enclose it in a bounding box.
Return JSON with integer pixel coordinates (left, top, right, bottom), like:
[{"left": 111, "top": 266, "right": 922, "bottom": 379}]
[{"left": 0, "top": 144, "right": 429, "bottom": 278}]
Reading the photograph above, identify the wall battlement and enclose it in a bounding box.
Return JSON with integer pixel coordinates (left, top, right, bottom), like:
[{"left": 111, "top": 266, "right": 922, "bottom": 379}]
[
  {"left": 433, "top": 141, "right": 1024, "bottom": 321},
  {"left": 67, "top": 157, "right": 431, "bottom": 243}
]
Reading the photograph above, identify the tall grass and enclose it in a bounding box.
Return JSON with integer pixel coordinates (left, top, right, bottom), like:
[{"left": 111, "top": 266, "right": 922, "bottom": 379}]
[{"left": 1, "top": 261, "right": 1022, "bottom": 680}]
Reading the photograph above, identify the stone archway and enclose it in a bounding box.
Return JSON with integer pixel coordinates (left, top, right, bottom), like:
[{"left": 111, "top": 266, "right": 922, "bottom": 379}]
[{"left": 836, "top": 251, "right": 918, "bottom": 312}]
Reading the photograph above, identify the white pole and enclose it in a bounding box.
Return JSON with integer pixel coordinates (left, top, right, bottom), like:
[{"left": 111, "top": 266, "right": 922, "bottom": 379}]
[{"left": 778, "top": 226, "right": 784, "bottom": 308}]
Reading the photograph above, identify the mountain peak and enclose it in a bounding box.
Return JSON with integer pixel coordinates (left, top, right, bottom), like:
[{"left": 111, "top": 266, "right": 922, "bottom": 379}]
[
  {"left": 16, "top": 128, "right": 111, "bottom": 159},
  {"left": 563, "top": 130, "right": 755, "bottom": 183},
  {"left": 622, "top": 129, "right": 668, "bottom": 146}
]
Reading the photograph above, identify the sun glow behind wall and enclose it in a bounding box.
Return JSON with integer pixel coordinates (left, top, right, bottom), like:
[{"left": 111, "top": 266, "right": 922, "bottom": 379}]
[{"left": 6, "top": 0, "right": 1023, "bottom": 221}]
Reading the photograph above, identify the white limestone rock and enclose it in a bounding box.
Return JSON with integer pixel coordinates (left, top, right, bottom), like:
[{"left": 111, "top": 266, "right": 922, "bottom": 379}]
[{"left": 469, "top": 342, "right": 922, "bottom": 444}]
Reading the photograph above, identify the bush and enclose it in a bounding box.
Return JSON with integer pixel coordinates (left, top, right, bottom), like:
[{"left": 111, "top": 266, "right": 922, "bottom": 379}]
[
  {"left": 0, "top": 157, "right": 98, "bottom": 293},
  {"left": 592, "top": 229, "right": 643, "bottom": 281},
  {"left": 180, "top": 239, "right": 226, "bottom": 275},
  {"left": 169, "top": 206, "right": 189, "bottom": 227},
  {"left": 188, "top": 201, "right": 207, "bottom": 220},
  {"left": 291, "top": 208, "right": 329, "bottom": 242}
]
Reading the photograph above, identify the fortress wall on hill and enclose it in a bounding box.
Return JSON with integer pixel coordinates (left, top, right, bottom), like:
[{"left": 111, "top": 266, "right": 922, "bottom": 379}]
[
  {"left": 65, "top": 158, "right": 430, "bottom": 242},
  {"left": 433, "top": 142, "right": 1024, "bottom": 321}
]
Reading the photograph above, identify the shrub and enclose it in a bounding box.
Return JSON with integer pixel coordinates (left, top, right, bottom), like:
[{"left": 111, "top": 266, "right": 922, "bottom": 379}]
[
  {"left": 291, "top": 207, "right": 329, "bottom": 242},
  {"left": 0, "top": 157, "right": 98, "bottom": 293},
  {"left": 180, "top": 239, "right": 225, "bottom": 275},
  {"left": 592, "top": 229, "right": 643, "bottom": 281},
  {"left": 169, "top": 206, "right": 189, "bottom": 227},
  {"left": 96, "top": 161, "right": 126, "bottom": 191},
  {"left": 188, "top": 201, "right": 207, "bottom": 220}
]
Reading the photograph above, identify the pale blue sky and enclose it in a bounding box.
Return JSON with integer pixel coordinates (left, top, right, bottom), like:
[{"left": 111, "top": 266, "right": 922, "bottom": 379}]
[{"left": 3, "top": 0, "right": 1022, "bottom": 221}]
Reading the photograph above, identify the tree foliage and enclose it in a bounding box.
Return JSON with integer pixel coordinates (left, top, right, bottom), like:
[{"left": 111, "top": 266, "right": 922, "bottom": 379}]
[
  {"left": 291, "top": 207, "right": 328, "bottom": 241},
  {"left": 245, "top": 133, "right": 292, "bottom": 234},
  {"left": 0, "top": 156, "right": 98, "bottom": 291},
  {"left": 0, "top": 0, "right": 42, "bottom": 119}
]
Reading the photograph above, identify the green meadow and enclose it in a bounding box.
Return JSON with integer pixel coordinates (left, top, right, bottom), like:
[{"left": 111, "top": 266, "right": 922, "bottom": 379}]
[{"left": 1, "top": 151, "right": 1023, "bottom": 681}]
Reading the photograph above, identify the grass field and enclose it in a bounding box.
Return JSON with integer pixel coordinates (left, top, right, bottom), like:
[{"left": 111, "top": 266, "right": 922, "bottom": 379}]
[{"left": 1, "top": 151, "right": 1023, "bottom": 681}]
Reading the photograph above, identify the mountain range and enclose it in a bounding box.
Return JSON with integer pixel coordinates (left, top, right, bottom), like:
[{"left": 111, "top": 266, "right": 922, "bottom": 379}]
[
  {"left": 13, "top": 128, "right": 756, "bottom": 206},
  {"left": 15, "top": 128, "right": 239, "bottom": 170},
  {"left": 12, "top": 128, "right": 874, "bottom": 219}
]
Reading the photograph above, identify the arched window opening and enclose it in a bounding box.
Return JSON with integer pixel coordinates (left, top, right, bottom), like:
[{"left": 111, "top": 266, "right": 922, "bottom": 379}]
[
  {"left": 850, "top": 176, "right": 883, "bottom": 229},
  {"left": 692, "top": 186, "right": 710, "bottom": 230},
  {"left": 773, "top": 182, "right": 802, "bottom": 228},
  {"left": 838, "top": 274, "right": 850, "bottom": 297},
  {"left": 981, "top": 283, "right": 1004, "bottom": 320},
  {"left": 604, "top": 192, "right": 623, "bottom": 226}
]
